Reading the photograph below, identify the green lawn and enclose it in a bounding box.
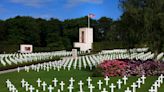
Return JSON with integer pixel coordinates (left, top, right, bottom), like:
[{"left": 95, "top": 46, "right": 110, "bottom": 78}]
[{"left": 0, "top": 69, "right": 163, "bottom": 92}]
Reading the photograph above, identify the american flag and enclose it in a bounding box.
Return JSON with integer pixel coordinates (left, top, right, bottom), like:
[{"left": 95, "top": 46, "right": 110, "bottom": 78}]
[{"left": 88, "top": 13, "right": 95, "bottom": 18}]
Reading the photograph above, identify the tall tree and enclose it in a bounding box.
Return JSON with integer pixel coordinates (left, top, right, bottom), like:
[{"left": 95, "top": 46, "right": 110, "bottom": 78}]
[{"left": 119, "top": 0, "right": 164, "bottom": 53}]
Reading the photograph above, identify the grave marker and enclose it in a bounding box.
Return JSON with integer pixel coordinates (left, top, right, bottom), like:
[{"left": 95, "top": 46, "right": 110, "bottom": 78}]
[
  {"left": 109, "top": 83, "right": 116, "bottom": 92},
  {"left": 104, "top": 76, "right": 110, "bottom": 85},
  {"left": 97, "top": 80, "right": 103, "bottom": 90}
]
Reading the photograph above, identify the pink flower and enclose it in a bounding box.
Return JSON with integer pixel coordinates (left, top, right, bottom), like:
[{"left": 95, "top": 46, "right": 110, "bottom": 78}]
[{"left": 98, "top": 60, "right": 128, "bottom": 77}]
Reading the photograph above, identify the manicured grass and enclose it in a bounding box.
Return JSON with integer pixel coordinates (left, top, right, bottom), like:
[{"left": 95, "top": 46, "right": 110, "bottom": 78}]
[{"left": 0, "top": 69, "right": 163, "bottom": 92}]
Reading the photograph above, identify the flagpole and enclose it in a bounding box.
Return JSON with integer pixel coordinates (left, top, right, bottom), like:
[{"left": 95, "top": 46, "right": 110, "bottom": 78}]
[{"left": 88, "top": 15, "right": 90, "bottom": 28}]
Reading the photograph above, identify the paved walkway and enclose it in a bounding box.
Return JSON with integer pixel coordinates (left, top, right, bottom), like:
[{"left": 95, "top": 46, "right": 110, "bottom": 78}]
[{"left": 0, "top": 67, "right": 24, "bottom": 75}]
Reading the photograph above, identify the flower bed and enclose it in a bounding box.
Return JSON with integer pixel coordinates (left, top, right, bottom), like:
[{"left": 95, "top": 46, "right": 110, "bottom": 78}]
[{"left": 93, "top": 59, "right": 164, "bottom": 77}]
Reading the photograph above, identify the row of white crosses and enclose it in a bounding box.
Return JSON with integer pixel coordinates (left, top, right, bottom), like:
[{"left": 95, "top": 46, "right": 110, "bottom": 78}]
[
  {"left": 21, "top": 55, "right": 99, "bottom": 72},
  {"left": 100, "top": 52, "right": 154, "bottom": 61},
  {"left": 21, "top": 76, "right": 129, "bottom": 92},
  {"left": 99, "top": 48, "right": 155, "bottom": 61},
  {"left": 100, "top": 48, "right": 149, "bottom": 54},
  {"left": 19, "top": 52, "right": 156, "bottom": 73},
  {"left": 7, "top": 74, "right": 164, "bottom": 92},
  {"left": 149, "top": 74, "right": 164, "bottom": 92},
  {"left": 0, "top": 50, "right": 88, "bottom": 66},
  {"left": 21, "top": 78, "right": 59, "bottom": 92},
  {"left": 6, "top": 79, "right": 18, "bottom": 92},
  {"left": 1, "top": 49, "right": 156, "bottom": 71},
  {"left": 96, "top": 52, "right": 154, "bottom": 61},
  {"left": 97, "top": 75, "right": 146, "bottom": 92},
  {"left": 21, "top": 77, "right": 66, "bottom": 92},
  {"left": 0, "top": 48, "right": 155, "bottom": 67}
]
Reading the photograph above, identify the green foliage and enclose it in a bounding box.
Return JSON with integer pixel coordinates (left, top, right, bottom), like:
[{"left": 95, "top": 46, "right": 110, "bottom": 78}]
[
  {"left": 93, "top": 42, "right": 124, "bottom": 52},
  {"left": 119, "top": 0, "right": 164, "bottom": 53}
]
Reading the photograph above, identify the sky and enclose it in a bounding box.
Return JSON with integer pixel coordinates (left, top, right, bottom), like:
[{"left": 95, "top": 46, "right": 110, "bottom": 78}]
[{"left": 0, "top": 0, "right": 122, "bottom": 20}]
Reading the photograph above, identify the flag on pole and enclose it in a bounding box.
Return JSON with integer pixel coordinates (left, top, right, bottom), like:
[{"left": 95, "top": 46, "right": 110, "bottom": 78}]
[
  {"left": 88, "top": 13, "right": 95, "bottom": 18},
  {"left": 88, "top": 13, "right": 95, "bottom": 28}
]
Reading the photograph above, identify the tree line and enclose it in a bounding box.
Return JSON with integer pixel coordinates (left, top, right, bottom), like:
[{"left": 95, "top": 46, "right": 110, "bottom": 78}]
[{"left": 0, "top": 0, "right": 163, "bottom": 53}]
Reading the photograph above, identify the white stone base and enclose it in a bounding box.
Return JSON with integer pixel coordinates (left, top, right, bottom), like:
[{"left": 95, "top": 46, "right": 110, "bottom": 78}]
[{"left": 74, "top": 42, "right": 92, "bottom": 51}]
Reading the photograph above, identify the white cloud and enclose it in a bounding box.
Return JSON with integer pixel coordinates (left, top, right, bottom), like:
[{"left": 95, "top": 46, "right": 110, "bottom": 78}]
[
  {"left": 10, "top": 0, "right": 52, "bottom": 7},
  {"left": 66, "top": 0, "right": 104, "bottom": 7}
]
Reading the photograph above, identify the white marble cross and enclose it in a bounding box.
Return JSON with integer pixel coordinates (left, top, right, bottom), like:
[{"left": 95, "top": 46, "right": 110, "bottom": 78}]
[
  {"left": 29, "top": 85, "right": 35, "bottom": 92},
  {"left": 52, "top": 78, "right": 58, "bottom": 87},
  {"left": 78, "top": 80, "right": 84, "bottom": 92},
  {"left": 6, "top": 80, "right": 11, "bottom": 88},
  {"left": 117, "top": 79, "right": 122, "bottom": 89},
  {"left": 59, "top": 81, "right": 65, "bottom": 91},
  {"left": 87, "top": 77, "right": 92, "bottom": 86},
  {"left": 97, "top": 80, "right": 103, "bottom": 90},
  {"left": 109, "top": 83, "right": 116, "bottom": 92},
  {"left": 123, "top": 76, "right": 128, "bottom": 85},
  {"left": 48, "top": 85, "right": 54, "bottom": 92},
  {"left": 42, "top": 81, "right": 47, "bottom": 91},
  {"left": 131, "top": 82, "right": 137, "bottom": 92},
  {"left": 104, "top": 76, "right": 110, "bottom": 85},
  {"left": 25, "top": 82, "right": 29, "bottom": 91},
  {"left": 6, "top": 79, "right": 10, "bottom": 84},
  {"left": 137, "top": 79, "right": 142, "bottom": 88},
  {"left": 159, "top": 74, "right": 164, "bottom": 83},
  {"left": 21, "top": 79, "right": 25, "bottom": 88},
  {"left": 36, "top": 78, "right": 42, "bottom": 87},
  {"left": 67, "top": 85, "right": 74, "bottom": 92},
  {"left": 69, "top": 77, "right": 75, "bottom": 86},
  {"left": 88, "top": 84, "right": 95, "bottom": 92},
  {"left": 141, "top": 75, "right": 146, "bottom": 84}
]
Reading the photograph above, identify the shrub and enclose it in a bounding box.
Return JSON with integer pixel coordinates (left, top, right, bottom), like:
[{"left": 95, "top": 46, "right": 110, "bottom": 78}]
[
  {"left": 93, "top": 59, "right": 164, "bottom": 77},
  {"left": 96, "top": 60, "right": 128, "bottom": 77}
]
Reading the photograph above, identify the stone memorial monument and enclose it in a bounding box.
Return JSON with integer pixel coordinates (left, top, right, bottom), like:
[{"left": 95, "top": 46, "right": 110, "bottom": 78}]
[
  {"left": 74, "top": 27, "right": 93, "bottom": 51},
  {"left": 20, "top": 44, "right": 33, "bottom": 53}
]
